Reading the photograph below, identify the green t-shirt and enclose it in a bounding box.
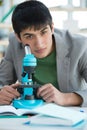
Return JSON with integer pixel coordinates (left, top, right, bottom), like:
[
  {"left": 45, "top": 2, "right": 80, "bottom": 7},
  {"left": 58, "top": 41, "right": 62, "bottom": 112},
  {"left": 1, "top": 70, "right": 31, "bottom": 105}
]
[{"left": 33, "top": 50, "right": 59, "bottom": 89}]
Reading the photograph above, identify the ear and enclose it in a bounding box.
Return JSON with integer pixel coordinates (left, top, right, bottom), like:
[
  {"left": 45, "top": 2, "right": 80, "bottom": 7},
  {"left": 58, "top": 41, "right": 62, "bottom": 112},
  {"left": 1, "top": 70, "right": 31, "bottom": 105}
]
[{"left": 15, "top": 33, "right": 22, "bottom": 43}]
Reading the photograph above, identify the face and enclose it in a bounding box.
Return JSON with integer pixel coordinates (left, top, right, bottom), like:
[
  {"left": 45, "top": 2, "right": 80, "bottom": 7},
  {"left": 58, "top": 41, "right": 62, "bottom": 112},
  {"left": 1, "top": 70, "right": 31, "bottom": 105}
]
[{"left": 16, "top": 24, "right": 54, "bottom": 58}]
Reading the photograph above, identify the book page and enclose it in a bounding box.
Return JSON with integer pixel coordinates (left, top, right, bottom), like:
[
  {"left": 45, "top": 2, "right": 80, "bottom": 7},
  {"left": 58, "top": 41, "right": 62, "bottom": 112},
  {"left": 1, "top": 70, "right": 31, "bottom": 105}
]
[
  {"left": 0, "top": 105, "right": 37, "bottom": 116},
  {"left": 17, "top": 108, "right": 37, "bottom": 116},
  {"left": 30, "top": 114, "right": 72, "bottom": 126},
  {"left": 32, "top": 103, "right": 87, "bottom": 126},
  {"left": 0, "top": 105, "right": 19, "bottom": 116}
]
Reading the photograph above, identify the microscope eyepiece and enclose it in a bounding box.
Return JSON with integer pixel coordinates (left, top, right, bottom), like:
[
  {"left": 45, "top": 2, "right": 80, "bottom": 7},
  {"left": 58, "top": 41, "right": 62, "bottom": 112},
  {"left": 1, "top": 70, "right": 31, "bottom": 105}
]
[{"left": 25, "top": 45, "right": 31, "bottom": 55}]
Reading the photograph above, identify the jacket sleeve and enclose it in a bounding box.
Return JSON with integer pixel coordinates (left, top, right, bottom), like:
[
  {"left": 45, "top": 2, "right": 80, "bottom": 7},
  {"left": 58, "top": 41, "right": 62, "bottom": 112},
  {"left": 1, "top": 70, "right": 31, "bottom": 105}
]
[
  {"left": 0, "top": 34, "right": 17, "bottom": 86},
  {"left": 76, "top": 49, "right": 87, "bottom": 106}
]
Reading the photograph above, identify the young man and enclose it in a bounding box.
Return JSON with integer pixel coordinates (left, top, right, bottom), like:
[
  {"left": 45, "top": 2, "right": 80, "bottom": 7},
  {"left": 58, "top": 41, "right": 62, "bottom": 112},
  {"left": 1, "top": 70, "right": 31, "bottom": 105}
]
[{"left": 0, "top": 0, "right": 87, "bottom": 106}]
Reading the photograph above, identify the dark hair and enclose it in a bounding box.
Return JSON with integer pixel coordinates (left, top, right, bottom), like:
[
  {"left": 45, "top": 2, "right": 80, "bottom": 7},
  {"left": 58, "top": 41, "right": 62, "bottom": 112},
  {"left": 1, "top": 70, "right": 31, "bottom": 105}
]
[{"left": 12, "top": 0, "right": 52, "bottom": 37}]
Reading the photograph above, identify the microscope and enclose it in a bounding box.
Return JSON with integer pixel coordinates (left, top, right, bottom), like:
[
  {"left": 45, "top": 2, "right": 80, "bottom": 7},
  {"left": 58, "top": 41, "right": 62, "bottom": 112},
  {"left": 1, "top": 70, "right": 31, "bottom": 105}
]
[{"left": 13, "top": 45, "right": 43, "bottom": 109}]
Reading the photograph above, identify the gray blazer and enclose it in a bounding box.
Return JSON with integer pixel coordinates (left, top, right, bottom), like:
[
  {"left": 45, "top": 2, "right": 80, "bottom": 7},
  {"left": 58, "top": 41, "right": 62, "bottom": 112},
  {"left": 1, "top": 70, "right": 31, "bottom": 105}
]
[{"left": 0, "top": 29, "right": 87, "bottom": 106}]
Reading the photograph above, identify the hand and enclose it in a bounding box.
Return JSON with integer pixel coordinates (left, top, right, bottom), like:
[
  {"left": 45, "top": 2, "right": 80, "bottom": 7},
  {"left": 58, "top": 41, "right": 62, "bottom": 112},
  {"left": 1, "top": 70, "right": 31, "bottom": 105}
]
[
  {"left": 37, "top": 83, "right": 65, "bottom": 105},
  {"left": 37, "top": 83, "right": 83, "bottom": 106},
  {"left": 0, "top": 83, "right": 20, "bottom": 105}
]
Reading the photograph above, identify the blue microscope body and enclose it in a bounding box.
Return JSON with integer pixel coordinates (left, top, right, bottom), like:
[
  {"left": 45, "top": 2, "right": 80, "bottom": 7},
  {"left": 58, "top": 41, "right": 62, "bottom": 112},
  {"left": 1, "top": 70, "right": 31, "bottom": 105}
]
[{"left": 13, "top": 45, "right": 43, "bottom": 109}]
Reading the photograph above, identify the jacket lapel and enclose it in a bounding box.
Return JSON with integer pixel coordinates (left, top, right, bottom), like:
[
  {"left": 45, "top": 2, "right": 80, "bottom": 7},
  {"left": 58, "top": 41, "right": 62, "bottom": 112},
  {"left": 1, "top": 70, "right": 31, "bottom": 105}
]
[{"left": 54, "top": 31, "right": 71, "bottom": 92}]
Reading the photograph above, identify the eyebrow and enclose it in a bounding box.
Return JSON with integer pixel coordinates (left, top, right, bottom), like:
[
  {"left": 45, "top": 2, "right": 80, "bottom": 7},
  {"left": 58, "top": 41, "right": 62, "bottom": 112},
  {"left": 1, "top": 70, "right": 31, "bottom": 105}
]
[
  {"left": 23, "top": 26, "right": 49, "bottom": 37},
  {"left": 23, "top": 33, "right": 33, "bottom": 37},
  {"left": 40, "top": 26, "right": 48, "bottom": 32}
]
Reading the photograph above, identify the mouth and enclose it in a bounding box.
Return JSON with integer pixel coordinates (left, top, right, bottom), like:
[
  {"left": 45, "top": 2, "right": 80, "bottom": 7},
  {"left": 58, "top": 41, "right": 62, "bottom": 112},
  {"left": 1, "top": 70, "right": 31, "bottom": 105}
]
[{"left": 35, "top": 48, "right": 46, "bottom": 54}]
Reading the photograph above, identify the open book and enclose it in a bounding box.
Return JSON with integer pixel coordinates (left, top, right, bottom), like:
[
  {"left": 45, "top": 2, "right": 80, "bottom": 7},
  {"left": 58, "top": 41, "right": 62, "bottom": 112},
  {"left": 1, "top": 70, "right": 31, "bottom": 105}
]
[
  {"left": 0, "top": 103, "right": 87, "bottom": 126},
  {"left": 0, "top": 105, "right": 36, "bottom": 116}
]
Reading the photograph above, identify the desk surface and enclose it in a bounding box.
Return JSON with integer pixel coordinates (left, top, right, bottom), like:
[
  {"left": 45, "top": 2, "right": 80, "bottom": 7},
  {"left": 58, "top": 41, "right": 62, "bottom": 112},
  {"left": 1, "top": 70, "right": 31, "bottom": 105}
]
[
  {"left": 0, "top": 107, "right": 87, "bottom": 130},
  {"left": 0, "top": 117, "right": 80, "bottom": 130}
]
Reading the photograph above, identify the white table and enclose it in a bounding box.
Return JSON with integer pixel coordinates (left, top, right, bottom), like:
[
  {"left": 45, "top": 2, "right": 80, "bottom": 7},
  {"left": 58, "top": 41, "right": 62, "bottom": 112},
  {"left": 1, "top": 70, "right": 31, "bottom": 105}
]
[{"left": 0, "top": 107, "right": 87, "bottom": 130}]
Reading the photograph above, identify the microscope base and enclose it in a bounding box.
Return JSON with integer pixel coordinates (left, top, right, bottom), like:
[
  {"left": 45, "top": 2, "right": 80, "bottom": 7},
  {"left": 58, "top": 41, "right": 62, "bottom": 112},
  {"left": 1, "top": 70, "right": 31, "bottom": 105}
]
[{"left": 13, "top": 99, "right": 44, "bottom": 109}]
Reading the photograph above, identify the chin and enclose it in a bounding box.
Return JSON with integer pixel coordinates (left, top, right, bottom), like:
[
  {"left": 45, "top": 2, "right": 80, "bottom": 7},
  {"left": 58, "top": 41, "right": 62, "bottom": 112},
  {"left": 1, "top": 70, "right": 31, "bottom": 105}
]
[{"left": 36, "top": 54, "right": 47, "bottom": 59}]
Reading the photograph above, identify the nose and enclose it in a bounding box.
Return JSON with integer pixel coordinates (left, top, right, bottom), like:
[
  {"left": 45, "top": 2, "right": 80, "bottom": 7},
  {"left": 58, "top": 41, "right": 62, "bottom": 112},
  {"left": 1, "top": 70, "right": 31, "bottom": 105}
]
[{"left": 35, "top": 36, "right": 43, "bottom": 48}]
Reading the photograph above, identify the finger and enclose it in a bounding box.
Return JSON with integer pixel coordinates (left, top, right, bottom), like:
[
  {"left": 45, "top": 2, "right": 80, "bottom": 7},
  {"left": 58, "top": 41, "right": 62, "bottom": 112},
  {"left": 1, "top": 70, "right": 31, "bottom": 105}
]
[
  {"left": 0, "top": 100, "right": 11, "bottom": 105},
  {"left": 9, "top": 88, "right": 20, "bottom": 97},
  {"left": 0, "top": 93, "right": 13, "bottom": 105},
  {"left": 37, "top": 84, "right": 52, "bottom": 97},
  {"left": 0, "top": 88, "right": 18, "bottom": 100},
  {"left": 37, "top": 85, "right": 48, "bottom": 97},
  {"left": 1, "top": 86, "right": 20, "bottom": 98},
  {"left": 0, "top": 96, "right": 12, "bottom": 102},
  {"left": 11, "top": 83, "right": 21, "bottom": 89},
  {"left": 9, "top": 85, "right": 20, "bottom": 96},
  {"left": 37, "top": 88, "right": 43, "bottom": 97},
  {"left": 44, "top": 94, "right": 54, "bottom": 103},
  {"left": 39, "top": 88, "right": 52, "bottom": 97}
]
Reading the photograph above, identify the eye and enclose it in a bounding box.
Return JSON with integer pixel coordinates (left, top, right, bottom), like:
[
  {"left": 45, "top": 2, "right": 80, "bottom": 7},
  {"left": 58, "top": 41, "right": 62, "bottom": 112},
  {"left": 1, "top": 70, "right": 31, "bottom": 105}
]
[
  {"left": 41, "top": 30, "right": 47, "bottom": 35},
  {"left": 25, "top": 34, "right": 33, "bottom": 39}
]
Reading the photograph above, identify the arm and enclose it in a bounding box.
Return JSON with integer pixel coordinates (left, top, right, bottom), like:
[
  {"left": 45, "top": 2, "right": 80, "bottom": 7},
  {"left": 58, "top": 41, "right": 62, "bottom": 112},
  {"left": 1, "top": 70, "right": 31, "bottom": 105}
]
[
  {"left": 37, "top": 83, "right": 83, "bottom": 106},
  {"left": 0, "top": 34, "right": 21, "bottom": 105}
]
